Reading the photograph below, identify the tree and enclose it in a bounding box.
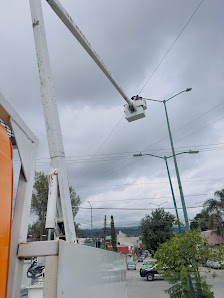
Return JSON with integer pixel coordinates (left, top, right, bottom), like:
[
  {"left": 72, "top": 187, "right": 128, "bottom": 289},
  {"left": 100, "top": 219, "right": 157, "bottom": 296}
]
[
  {"left": 111, "top": 215, "right": 117, "bottom": 252},
  {"left": 31, "top": 171, "right": 81, "bottom": 240},
  {"left": 190, "top": 209, "right": 210, "bottom": 231},
  {"left": 203, "top": 189, "right": 224, "bottom": 236},
  {"left": 31, "top": 172, "right": 48, "bottom": 240},
  {"left": 140, "top": 208, "right": 175, "bottom": 253},
  {"left": 154, "top": 228, "right": 224, "bottom": 297}
]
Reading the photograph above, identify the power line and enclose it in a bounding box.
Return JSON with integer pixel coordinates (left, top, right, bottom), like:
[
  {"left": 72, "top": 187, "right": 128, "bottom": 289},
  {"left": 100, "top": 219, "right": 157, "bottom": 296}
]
[
  {"left": 74, "top": 114, "right": 124, "bottom": 183},
  {"left": 79, "top": 206, "right": 204, "bottom": 211},
  {"left": 12, "top": 144, "right": 224, "bottom": 166},
  {"left": 143, "top": 100, "right": 224, "bottom": 151},
  {"left": 138, "top": 0, "right": 204, "bottom": 94},
  {"left": 11, "top": 144, "right": 224, "bottom": 169},
  {"left": 76, "top": 178, "right": 224, "bottom": 189},
  {"left": 12, "top": 140, "right": 224, "bottom": 163},
  {"left": 81, "top": 193, "right": 214, "bottom": 204},
  {"left": 79, "top": 102, "right": 224, "bottom": 186},
  {"left": 138, "top": 0, "right": 205, "bottom": 94},
  {"left": 171, "top": 115, "right": 224, "bottom": 145}
]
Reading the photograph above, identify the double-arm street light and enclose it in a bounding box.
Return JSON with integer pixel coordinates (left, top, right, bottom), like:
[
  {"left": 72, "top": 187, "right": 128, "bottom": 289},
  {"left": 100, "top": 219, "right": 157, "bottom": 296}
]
[
  {"left": 133, "top": 88, "right": 193, "bottom": 231},
  {"left": 134, "top": 150, "right": 199, "bottom": 235}
]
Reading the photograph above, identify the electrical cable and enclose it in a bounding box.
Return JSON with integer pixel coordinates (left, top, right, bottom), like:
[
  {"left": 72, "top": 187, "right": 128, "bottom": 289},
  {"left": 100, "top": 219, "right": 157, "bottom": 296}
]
[
  {"left": 79, "top": 206, "right": 204, "bottom": 211},
  {"left": 143, "top": 101, "right": 224, "bottom": 152},
  {"left": 11, "top": 144, "right": 224, "bottom": 169},
  {"left": 12, "top": 140, "right": 224, "bottom": 163},
  {"left": 79, "top": 104, "right": 224, "bottom": 186},
  {"left": 73, "top": 114, "right": 124, "bottom": 183},
  {"left": 75, "top": 177, "right": 224, "bottom": 189},
  {"left": 138, "top": 0, "right": 205, "bottom": 94},
  {"left": 81, "top": 192, "right": 214, "bottom": 203}
]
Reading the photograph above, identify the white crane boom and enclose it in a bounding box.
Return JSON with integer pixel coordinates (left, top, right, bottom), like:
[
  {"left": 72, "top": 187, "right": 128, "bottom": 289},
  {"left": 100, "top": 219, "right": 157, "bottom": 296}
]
[{"left": 46, "top": 0, "right": 133, "bottom": 107}]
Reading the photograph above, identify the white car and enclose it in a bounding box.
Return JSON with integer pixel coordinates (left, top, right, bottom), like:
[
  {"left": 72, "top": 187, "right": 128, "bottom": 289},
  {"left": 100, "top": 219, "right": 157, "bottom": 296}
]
[
  {"left": 212, "top": 261, "right": 221, "bottom": 269},
  {"left": 127, "top": 262, "right": 136, "bottom": 270},
  {"left": 205, "top": 260, "right": 213, "bottom": 268},
  {"left": 206, "top": 260, "right": 223, "bottom": 269}
]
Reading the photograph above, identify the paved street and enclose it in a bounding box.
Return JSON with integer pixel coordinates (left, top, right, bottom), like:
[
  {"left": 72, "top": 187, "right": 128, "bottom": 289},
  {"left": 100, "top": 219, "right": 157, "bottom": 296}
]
[{"left": 127, "top": 257, "right": 224, "bottom": 298}]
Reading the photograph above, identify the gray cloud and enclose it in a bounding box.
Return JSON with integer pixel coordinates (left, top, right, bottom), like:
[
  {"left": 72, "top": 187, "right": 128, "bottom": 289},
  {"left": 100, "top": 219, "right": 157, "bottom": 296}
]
[{"left": 2, "top": 0, "right": 224, "bottom": 228}]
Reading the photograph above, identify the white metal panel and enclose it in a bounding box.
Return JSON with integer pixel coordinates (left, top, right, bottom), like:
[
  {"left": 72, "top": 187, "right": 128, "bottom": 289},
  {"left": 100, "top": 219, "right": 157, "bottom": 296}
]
[
  {"left": 18, "top": 241, "right": 59, "bottom": 258},
  {"left": 11, "top": 119, "right": 35, "bottom": 181},
  {"left": 27, "top": 285, "right": 43, "bottom": 298},
  {"left": 45, "top": 169, "right": 58, "bottom": 229},
  {"left": 0, "top": 91, "right": 39, "bottom": 298},
  {"left": 0, "top": 92, "right": 37, "bottom": 145},
  {"left": 43, "top": 256, "right": 58, "bottom": 298},
  {"left": 8, "top": 156, "right": 38, "bottom": 298},
  {"left": 57, "top": 241, "right": 127, "bottom": 298}
]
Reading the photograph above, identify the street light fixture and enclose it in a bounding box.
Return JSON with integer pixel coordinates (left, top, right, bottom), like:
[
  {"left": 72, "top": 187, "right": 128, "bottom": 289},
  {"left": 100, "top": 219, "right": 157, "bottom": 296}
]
[
  {"left": 133, "top": 88, "right": 193, "bottom": 231},
  {"left": 133, "top": 149, "right": 199, "bottom": 235}
]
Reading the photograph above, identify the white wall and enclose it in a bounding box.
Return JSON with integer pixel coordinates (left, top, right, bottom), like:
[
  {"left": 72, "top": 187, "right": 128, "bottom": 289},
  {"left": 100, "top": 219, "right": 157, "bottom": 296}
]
[{"left": 57, "top": 241, "right": 127, "bottom": 298}]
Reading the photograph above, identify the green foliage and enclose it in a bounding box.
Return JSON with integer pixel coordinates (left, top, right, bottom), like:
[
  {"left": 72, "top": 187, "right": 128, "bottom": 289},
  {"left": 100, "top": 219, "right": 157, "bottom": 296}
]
[
  {"left": 155, "top": 228, "right": 224, "bottom": 297},
  {"left": 190, "top": 209, "right": 210, "bottom": 231},
  {"left": 140, "top": 208, "right": 175, "bottom": 253},
  {"left": 111, "top": 216, "right": 117, "bottom": 251},
  {"left": 30, "top": 171, "right": 81, "bottom": 240},
  {"left": 204, "top": 189, "right": 224, "bottom": 236},
  {"left": 31, "top": 172, "right": 48, "bottom": 240},
  {"left": 191, "top": 188, "right": 224, "bottom": 237},
  {"left": 69, "top": 186, "right": 81, "bottom": 218}
]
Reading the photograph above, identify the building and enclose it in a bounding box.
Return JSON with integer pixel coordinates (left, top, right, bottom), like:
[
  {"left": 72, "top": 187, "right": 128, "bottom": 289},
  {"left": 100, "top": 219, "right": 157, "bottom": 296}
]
[
  {"left": 201, "top": 230, "right": 224, "bottom": 245},
  {"left": 107, "top": 246, "right": 129, "bottom": 254},
  {"left": 117, "top": 231, "right": 141, "bottom": 253}
]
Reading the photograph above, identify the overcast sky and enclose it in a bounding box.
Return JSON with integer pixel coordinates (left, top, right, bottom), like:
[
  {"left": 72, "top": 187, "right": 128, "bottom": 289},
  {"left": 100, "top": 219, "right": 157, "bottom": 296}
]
[{"left": 1, "top": 0, "right": 224, "bottom": 230}]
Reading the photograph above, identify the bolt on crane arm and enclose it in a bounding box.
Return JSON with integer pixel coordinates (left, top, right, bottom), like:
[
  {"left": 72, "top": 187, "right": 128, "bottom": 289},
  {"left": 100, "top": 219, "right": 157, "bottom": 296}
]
[{"left": 46, "top": 0, "right": 147, "bottom": 121}]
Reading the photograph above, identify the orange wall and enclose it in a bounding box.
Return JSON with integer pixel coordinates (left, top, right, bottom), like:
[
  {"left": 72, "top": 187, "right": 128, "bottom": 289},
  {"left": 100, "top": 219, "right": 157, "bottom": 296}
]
[{"left": 0, "top": 125, "right": 13, "bottom": 298}]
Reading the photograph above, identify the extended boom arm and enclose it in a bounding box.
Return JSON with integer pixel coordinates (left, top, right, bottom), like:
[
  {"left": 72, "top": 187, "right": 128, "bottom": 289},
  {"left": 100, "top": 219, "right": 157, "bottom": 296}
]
[{"left": 46, "top": 0, "right": 147, "bottom": 121}]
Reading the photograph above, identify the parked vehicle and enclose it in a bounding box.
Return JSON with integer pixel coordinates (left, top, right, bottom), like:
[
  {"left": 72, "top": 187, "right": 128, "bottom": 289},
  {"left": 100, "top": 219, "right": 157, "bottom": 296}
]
[
  {"left": 143, "top": 260, "right": 154, "bottom": 268},
  {"left": 205, "top": 260, "right": 213, "bottom": 268},
  {"left": 127, "top": 262, "right": 136, "bottom": 270},
  {"left": 205, "top": 260, "right": 223, "bottom": 269},
  {"left": 140, "top": 265, "right": 164, "bottom": 281},
  {"left": 212, "top": 261, "right": 221, "bottom": 269}
]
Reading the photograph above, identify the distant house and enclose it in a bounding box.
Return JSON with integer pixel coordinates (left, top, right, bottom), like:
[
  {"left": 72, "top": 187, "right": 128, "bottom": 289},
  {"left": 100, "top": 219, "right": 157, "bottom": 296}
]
[
  {"left": 107, "top": 245, "right": 129, "bottom": 254},
  {"left": 105, "top": 235, "right": 111, "bottom": 246},
  {"left": 201, "top": 230, "right": 224, "bottom": 245},
  {"left": 116, "top": 231, "right": 142, "bottom": 253}
]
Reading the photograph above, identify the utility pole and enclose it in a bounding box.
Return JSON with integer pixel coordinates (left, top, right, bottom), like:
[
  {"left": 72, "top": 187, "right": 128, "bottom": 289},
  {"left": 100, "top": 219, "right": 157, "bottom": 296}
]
[
  {"left": 88, "top": 201, "right": 93, "bottom": 245},
  {"left": 141, "top": 88, "right": 192, "bottom": 231},
  {"left": 104, "top": 215, "right": 107, "bottom": 249},
  {"left": 163, "top": 100, "right": 190, "bottom": 231}
]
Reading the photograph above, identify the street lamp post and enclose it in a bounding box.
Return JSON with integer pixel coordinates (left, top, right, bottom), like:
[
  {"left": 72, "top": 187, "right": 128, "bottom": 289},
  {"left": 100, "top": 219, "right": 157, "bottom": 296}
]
[
  {"left": 136, "top": 88, "right": 193, "bottom": 231},
  {"left": 87, "top": 201, "right": 93, "bottom": 244},
  {"left": 134, "top": 150, "right": 198, "bottom": 235}
]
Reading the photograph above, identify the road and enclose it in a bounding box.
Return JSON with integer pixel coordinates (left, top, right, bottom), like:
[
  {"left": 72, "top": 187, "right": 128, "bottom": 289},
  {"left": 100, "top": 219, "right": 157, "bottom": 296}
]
[{"left": 127, "top": 256, "right": 224, "bottom": 298}]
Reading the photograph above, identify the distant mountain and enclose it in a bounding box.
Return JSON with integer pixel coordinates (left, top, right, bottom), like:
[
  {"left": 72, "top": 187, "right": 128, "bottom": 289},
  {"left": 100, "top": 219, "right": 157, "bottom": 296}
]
[
  {"left": 80, "top": 225, "right": 184, "bottom": 238},
  {"left": 80, "top": 226, "right": 141, "bottom": 238}
]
